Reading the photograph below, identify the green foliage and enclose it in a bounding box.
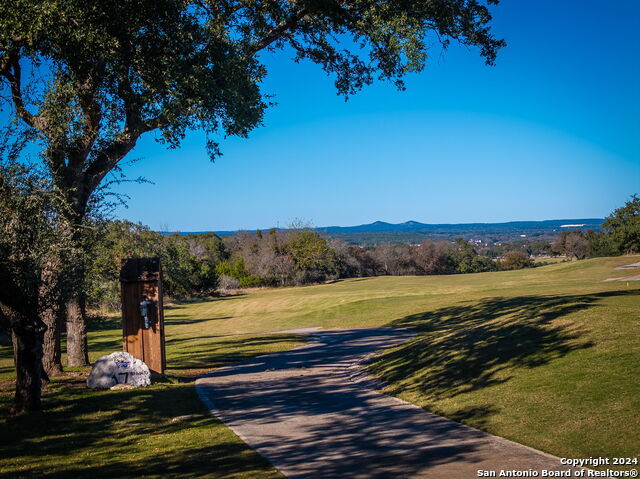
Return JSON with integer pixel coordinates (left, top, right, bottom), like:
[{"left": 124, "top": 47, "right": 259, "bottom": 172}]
[
  {"left": 603, "top": 195, "right": 640, "bottom": 254},
  {"left": 162, "top": 234, "right": 209, "bottom": 299},
  {"left": 447, "top": 238, "right": 477, "bottom": 273},
  {"left": 88, "top": 224, "right": 227, "bottom": 308},
  {"left": 0, "top": 0, "right": 504, "bottom": 204},
  {"left": 470, "top": 254, "right": 500, "bottom": 273},
  {"left": 500, "top": 250, "right": 534, "bottom": 270},
  {"left": 447, "top": 238, "right": 497, "bottom": 273},
  {"left": 0, "top": 130, "right": 76, "bottom": 411},
  {"left": 585, "top": 230, "right": 616, "bottom": 258},
  {"left": 215, "top": 259, "right": 261, "bottom": 288},
  {"left": 286, "top": 231, "right": 336, "bottom": 274},
  {"left": 0, "top": 163, "right": 67, "bottom": 318},
  {"left": 87, "top": 220, "right": 162, "bottom": 309}
]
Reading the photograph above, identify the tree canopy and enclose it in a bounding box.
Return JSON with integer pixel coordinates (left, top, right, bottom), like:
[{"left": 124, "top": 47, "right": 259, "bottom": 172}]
[
  {"left": 1, "top": 0, "right": 505, "bottom": 218},
  {"left": 603, "top": 194, "right": 640, "bottom": 254}
]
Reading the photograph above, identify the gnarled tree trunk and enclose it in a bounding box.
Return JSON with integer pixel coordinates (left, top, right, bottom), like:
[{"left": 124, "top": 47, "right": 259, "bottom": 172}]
[
  {"left": 66, "top": 293, "right": 89, "bottom": 366},
  {"left": 42, "top": 307, "right": 63, "bottom": 376},
  {"left": 7, "top": 310, "right": 46, "bottom": 413},
  {"left": 41, "top": 260, "right": 65, "bottom": 376},
  {"left": 64, "top": 201, "right": 91, "bottom": 368}
]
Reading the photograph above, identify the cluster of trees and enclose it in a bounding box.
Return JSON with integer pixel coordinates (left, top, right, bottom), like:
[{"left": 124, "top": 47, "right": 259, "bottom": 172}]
[
  {"left": 13, "top": 192, "right": 640, "bottom": 337},
  {"left": 85, "top": 196, "right": 640, "bottom": 308},
  {"left": 219, "top": 233, "right": 500, "bottom": 286},
  {"left": 85, "top": 226, "right": 537, "bottom": 313},
  {"left": 0, "top": 136, "right": 75, "bottom": 411},
  {"left": 549, "top": 198, "right": 640, "bottom": 259},
  {"left": 484, "top": 239, "right": 553, "bottom": 258},
  {"left": 88, "top": 223, "right": 226, "bottom": 309}
]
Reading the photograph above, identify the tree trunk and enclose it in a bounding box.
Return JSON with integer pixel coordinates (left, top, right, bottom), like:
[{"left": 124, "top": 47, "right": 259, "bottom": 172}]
[
  {"left": 66, "top": 293, "right": 89, "bottom": 366},
  {"left": 42, "top": 307, "right": 63, "bottom": 376},
  {"left": 41, "top": 260, "right": 65, "bottom": 376},
  {"left": 64, "top": 201, "right": 90, "bottom": 368},
  {"left": 11, "top": 320, "right": 45, "bottom": 413}
]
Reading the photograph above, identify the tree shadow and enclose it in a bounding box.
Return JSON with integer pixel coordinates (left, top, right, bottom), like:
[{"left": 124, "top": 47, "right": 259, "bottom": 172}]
[
  {"left": 0, "top": 379, "right": 280, "bottom": 478},
  {"left": 87, "top": 314, "right": 121, "bottom": 331},
  {"left": 167, "top": 334, "right": 301, "bottom": 374},
  {"left": 164, "top": 316, "right": 231, "bottom": 326},
  {"left": 197, "top": 329, "right": 487, "bottom": 478},
  {"left": 166, "top": 294, "right": 247, "bottom": 310},
  {"left": 369, "top": 290, "right": 638, "bottom": 407}
]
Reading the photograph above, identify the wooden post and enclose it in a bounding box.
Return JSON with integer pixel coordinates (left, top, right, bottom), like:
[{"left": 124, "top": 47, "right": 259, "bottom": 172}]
[{"left": 120, "top": 258, "right": 166, "bottom": 374}]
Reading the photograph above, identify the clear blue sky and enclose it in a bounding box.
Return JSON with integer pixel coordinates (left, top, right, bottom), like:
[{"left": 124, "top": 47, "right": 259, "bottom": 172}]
[{"left": 113, "top": 0, "right": 640, "bottom": 232}]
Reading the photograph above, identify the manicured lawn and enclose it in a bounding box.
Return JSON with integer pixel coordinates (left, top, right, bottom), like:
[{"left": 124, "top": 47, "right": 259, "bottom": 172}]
[
  {"left": 1, "top": 256, "right": 638, "bottom": 475},
  {"left": 0, "top": 378, "right": 284, "bottom": 478}
]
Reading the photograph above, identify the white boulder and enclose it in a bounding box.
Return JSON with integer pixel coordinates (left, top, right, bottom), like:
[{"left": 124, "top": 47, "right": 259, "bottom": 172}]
[{"left": 87, "top": 351, "right": 151, "bottom": 389}]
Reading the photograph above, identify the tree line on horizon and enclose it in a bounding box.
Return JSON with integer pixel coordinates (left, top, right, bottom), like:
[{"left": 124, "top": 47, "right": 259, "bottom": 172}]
[{"left": 81, "top": 199, "right": 638, "bottom": 313}]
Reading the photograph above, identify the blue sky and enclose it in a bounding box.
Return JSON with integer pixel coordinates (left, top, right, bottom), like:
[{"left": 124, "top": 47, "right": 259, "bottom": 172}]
[{"left": 112, "top": 0, "right": 640, "bottom": 231}]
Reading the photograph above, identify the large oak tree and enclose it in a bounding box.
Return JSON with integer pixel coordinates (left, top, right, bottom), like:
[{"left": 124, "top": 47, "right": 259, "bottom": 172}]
[{"left": 0, "top": 0, "right": 504, "bottom": 369}]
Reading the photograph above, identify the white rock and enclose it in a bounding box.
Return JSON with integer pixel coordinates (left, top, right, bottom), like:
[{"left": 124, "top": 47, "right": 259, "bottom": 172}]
[
  {"left": 171, "top": 414, "right": 194, "bottom": 422},
  {"left": 87, "top": 351, "right": 151, "bottom": 389},
  {"left": 110, "top": 384, "right": 135, "bottom": 390}
]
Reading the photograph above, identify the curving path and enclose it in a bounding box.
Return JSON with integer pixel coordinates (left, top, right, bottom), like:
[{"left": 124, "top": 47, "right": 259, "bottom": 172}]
[{"left": 196, "top": 328, "right": 579, "bottom": 478}]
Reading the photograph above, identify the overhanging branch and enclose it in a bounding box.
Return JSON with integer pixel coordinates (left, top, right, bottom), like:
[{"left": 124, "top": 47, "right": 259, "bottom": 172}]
[
  {"left": 0, "top": 52, "right": 46, "bottom": 131},
  {"left": 251, "top": 8, "right": 309, "bottom": 52}
]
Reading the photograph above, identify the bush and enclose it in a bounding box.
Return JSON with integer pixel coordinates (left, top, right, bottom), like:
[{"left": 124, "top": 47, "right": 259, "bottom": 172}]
[
  {"left": 215, "top": 259, "right": 262, "bottom": 288},
  {"left": 218, "top": 274, "right": 240, "bottom": 291},
  {"left": 501, "top": 251, "right": 534, "bottom": 270}
]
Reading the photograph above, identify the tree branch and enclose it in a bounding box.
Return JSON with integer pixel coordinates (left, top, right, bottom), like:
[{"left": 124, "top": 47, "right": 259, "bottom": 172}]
[
  {"left": 251, "top": 7, "right": 309, "bottom": 53},
  {"left": 0, "top": 52, "right": 46, "bottom": 131},
  {"left": 85, "top": 130, "right": 139, "bottom": 194}
]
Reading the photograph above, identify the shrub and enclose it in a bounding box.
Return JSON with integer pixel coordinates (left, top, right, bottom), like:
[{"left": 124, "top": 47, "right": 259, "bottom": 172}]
[
  {"left": 218, "top": 274, "right": 241, "bottom": 291},
  {"left": 501, "top": 251, "right": 534, "bottom": 270}
]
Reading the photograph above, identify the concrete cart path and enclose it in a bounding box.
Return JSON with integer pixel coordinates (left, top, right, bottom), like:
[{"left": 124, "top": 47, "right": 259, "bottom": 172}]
[
  {"left": 615, "top": 261, "right": 640, "bottom": 270},
  {"left": 196, "top": 328, "right": 577, "bottom": 478}
]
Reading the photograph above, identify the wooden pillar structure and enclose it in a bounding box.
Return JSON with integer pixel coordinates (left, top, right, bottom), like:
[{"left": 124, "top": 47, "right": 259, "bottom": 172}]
[{"left": 120, "top": 257, "right": 166, "bottom": 374}]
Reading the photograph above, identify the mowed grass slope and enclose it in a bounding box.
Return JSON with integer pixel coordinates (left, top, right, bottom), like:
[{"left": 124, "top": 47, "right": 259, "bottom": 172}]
[{"left": 1, "top": 256, "right": 638, "bottom": 476}]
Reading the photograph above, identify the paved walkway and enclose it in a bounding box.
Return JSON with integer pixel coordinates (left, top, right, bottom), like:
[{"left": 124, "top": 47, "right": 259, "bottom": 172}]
[
  {"left": 196, "top": 328, "right": 578, "bottom": 478},
  {"left": 614, "top": 261, "right": 640, "bottom": 270}
]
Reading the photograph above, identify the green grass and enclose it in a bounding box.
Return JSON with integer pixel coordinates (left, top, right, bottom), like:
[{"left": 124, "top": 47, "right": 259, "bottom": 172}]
[
  {"left": 0, "top": 379, "right": 283, "bottom": 478},
  {"left": 533, "top": 255, "right": 568, "bottom": 264},
  {"left": 1, "top": 256, "right": 639, "bottom": 475}
]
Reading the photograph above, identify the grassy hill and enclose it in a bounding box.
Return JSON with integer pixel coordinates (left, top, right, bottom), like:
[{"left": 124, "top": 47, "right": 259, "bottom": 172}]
[{"left": 1, "top": 256, "right": 638, "bottom": 476}]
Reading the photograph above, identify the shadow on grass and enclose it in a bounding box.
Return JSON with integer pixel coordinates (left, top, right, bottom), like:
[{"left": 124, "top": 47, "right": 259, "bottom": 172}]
[
  {"left": 369, "top": 290, "right": 639, "bottom": 426},
  {"left": 0, "top": 343, "right": 12, "bottom": 360},
  {"left": 0, "top": 378, "right": 279, "bottom": 478},
  {"left": 167, "top": 335, "right": 301, "bottom": 376},
  {"left": 164, "top": 316, "right": 231, "bottom": 326},
  {"left": 87, "top": 314, "right": 121, "bottom": 331},
  {"left": 165, "top": 294, "right": 247, "bottom": 310}
]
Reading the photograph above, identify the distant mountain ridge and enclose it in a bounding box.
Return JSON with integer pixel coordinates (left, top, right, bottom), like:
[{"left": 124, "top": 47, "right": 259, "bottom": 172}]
[
  {"left": 166, "top": 218, "right": 604, "bottom": 236},
  {"left": 316, "top": 218, "right": 604, "bottom": 234}
]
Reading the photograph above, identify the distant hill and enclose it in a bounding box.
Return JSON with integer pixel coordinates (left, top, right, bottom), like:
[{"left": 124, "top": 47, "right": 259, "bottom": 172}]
[
  {"left": 315, "top": 219, "right": 604, "bottom": 235},
  {"left": 163, "top": 218, "right": 604, "bottom": 245}
]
